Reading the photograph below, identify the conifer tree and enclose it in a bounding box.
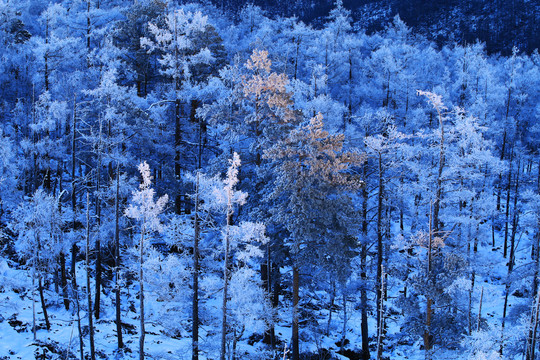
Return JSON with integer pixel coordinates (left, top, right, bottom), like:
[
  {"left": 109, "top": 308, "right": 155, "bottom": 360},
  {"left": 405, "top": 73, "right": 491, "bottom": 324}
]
[{"left": 265, "top": 113, "right": 364, "bottom": 360}]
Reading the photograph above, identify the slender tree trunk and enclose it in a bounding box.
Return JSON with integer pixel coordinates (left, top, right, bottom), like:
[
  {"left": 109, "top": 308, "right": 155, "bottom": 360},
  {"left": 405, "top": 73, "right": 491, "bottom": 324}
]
[
  {"left": 327, "top": 281, "right": 335, "bottom": 336},
  {"left": 376, "top": 153, "right": 385, "bottom": 359},
  {"left": 94, "top": 147, "right": 102, "bottom": 319},
  {"left": 60, "top": 252, "right": 69, "bottom": 310},
  {"left": 433, "top": 107, "right": 445, "bottom": 234},
  {"left": 424, "top": 205, "right": 433, "bottom": 359},
  {"left": 500, "top": 281, "right": 511, "bottom": 355},
  {"left": 360, "top": 162, "right": 370, "bottom": 360},
  {"left": 174, "top": 98, "right": 181, "bottom": 178},
  {"left": 468, "top": 271, "right": 475, "bottom": 335},
  {"left": 341, "top": 290, "right": 348, "bottom": 353},
  {"left": 32, "top": 262, "right": 36, "bottom": 340},
  {"left": 71, "top": 96, "right": 77, "bottom": 280},
  {"left": 192, "top": 114, "right": 203, "bottom": 360},
  {"left": 526, "top": 290, "right": 540, "bottom": 360},
  {"left": 192, "top": 171, "right": 200, "bottom": 360},
  {"left": 477, "top": 287, "right": 484, "bottom": 332},
  {"left": 508, "top": 156, "right": 520, "bottom": 272},
  {"left": 503, "top": 148, "right": 514, "bottom": 259},
  {"left": 377, "top": 265, "right": 385, "bottom": 360},
  {"left": 114, "top": 165, "right": 123, "bottom": 349},
  {"left": 85, "top": 193, "right": 96, "bottom": 360},
  {"left": 38, "top": 275, "right": 50, "bottom": 331},
  {"left": 74, "top": 276, "right": 84, "bottom": 360},
  {"left": 292, "top": 264, "right": 300, "bottom": 360},
  {"left": 220, "top": 208, "right": 232, "bottom": 360},
  {"left": 139, "top": 225, "right": 146, "bottom": 360}
]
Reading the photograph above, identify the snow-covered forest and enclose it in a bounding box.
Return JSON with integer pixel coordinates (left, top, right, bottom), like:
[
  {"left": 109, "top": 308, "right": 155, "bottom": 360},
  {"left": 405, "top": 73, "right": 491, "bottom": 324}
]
[{"left": 1, "top": 0, "right": 540, "bottom": 359}]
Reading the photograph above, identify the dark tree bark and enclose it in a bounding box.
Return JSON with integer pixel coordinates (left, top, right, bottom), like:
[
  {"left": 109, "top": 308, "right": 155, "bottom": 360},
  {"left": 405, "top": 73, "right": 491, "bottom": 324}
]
[
  {"left": 85, "top": 193, "right": 96, "bottom": 360},
  {"left": 114, "top": 165, "right": 123, "bottom": 349}
]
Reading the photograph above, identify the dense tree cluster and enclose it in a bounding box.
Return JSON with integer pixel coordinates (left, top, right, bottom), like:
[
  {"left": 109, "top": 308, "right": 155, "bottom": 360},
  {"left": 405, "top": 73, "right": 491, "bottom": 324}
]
[{"left": 1, "top": 1, "right": 540, "bottom": 360}]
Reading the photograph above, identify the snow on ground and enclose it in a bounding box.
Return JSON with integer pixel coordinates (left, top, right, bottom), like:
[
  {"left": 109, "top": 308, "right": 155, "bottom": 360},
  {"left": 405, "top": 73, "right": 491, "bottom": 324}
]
[{"left": 0, "top": 225, "right": 535, "bottom": 360}]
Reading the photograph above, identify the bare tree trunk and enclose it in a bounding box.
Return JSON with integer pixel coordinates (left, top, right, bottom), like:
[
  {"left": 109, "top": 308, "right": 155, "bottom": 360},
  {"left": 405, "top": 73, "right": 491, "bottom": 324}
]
[
  {"left": 376, "top": 153, "right": 385, "bottom": 357},
  {"left": 220, "top": 208, "right": 232, "bottom": 360},
  {"left": 341, "top": 290, "right": 348, "bottom": 353},
  {"left": 139, "top": 225, "right": 146, "bottom": 360},
  {"left": 38, "top": 275, "right": 50, "bottom": 331},
  {"left": 32, "top": 263, "right": 36, "bottom": 340},
  {"left": 377, "top": 265, "right": 385, "bottom": 360},
  {"left": 477, "top": 287, "right": 484, "bottom": 332},
  {"left": 433, "top": 105, "right": 445, "bottom": 234},
  {"left": 508, "top": 156, "right": 520, "bottom": 272},
  {"left": 423, "top": 205, "right": 433, "bottom": 360},
  {"left": 94, "top": 145, "right": 102, "bottom": 319},
  {"left": 360, "top": 163, "right": 370, "bottom": 360},
  {"left": 114, "top": 165, "right": 123, "bottom": 349},
  {"left": 292, "top": 264, "right": 300, "bottom": 360},
  {"left": 526, "top": 290, "right": 540, "bottom": 360},
  {"left": 192, "top": 171, "right": 200, "bottom": 360},
  {"left": 468, "top": 272, "right": 476, "bottom": 335},
  {"left": 504, "top": 148, "right": 514, "bottom": 259},
  {"left": 192, "top": 115, "right": 203, "bottom": 360},
  {"left": 70, "top": 96, "right": 84, "bottom": 360},
  {"left": 327, "top": 281, "right": 335, "bottom": 336},
  {"left": 60, "top": 251, "right": 69, "bottom": 310},
  {"left": 74, "top": 278, "right": 84, "bottom": 360},
  {"left": 85, "top": 193, "right": 96, "bottom": 360}
]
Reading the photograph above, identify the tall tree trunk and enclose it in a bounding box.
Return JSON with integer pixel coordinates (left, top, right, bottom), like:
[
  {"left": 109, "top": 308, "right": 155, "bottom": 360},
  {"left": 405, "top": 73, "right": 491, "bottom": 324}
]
[
  {"left": 433, "top": 106, "right": 445, "bottom": 234},
  {"left": 292, "top": 264, "right": 300, "bottom": 360},
  {"left": 192, "top": 112, "right": 203, "bottom": 360},
  {"left": 174, "top": 98, "right": 181, "bottom": 178},
  {"left": 114, "top": 165, "right": 123, "bottom": 349},
  {"left": 360, "top": 162, "right": 370, "bottom": 360},
  {"left": 526, "top": 290, "right": 540, "bottom": 360},
  {"left": 192, "top": 171, "right": 200, "bottom": 360},
  {"left": 376, "top": 153, "right": 385, "bottom": 360},
  {"left": 94, "top": 152, "right": 102, "bottom": 319},
  {"left": 85, "top": 193, "right": 96, "bottom": 360},
  {"left": 220, "top": 207, "right": 232, "bottom": 360},
  {"left": 377, "top": 266, "right": 385, "bottom": 360},
  {"left": 508, "top": 156, "right": 520, "bottom": 272},
  {"left": 74, "top": 275, "right": 84, "bottom": 360},
  {"left": 71, "top": 97, "right": 83, "bottom": 359},
  {"left": 423, "top": 205, "right": 434, "bottom": 360},
  {"left": 504, "top": 148, "right": 514, "bottom": 259},
  {"left": 139, "top": 223, "right": 146, "bottom": 360}
]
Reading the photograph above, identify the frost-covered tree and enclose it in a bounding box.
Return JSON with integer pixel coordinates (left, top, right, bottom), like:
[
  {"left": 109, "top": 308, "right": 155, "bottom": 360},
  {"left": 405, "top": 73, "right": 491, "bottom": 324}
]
[
  {"left": 125, "top": 161, "right": 168, "bottom": 360},
  {"left": 12, "top": 189, "right": 67, "bottom": 337},
  {"left": 265, "top": 113, "right": 364, "bottom": 360},
  {"left": 140, "top": 7, "right": 214, "bottom": 179}
]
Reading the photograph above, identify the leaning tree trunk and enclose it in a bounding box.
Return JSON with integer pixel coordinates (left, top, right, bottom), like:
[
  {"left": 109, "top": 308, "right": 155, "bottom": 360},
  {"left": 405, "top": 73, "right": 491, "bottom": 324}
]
[{"left": 38, "top": 275, "right": 51, "bottom": 331}]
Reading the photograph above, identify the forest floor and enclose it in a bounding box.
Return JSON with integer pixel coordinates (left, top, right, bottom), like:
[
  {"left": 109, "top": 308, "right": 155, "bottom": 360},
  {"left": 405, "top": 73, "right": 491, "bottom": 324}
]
[{"left": 0, "top": 233, "right": 532, "bottom": 360}]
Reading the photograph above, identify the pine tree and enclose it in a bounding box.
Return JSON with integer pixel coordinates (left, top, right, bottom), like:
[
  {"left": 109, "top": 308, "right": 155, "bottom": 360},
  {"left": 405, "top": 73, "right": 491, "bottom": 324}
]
[{"left": 265, "top": 113, "right": 364, "bottom": 360}]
